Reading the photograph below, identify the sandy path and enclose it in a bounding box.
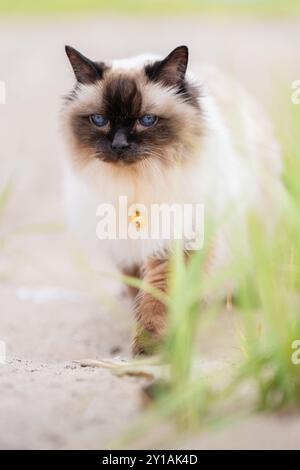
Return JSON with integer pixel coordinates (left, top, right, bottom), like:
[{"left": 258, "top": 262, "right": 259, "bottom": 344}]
[{"left": 0, "top": 15, "right": 299, "bottom": 449}]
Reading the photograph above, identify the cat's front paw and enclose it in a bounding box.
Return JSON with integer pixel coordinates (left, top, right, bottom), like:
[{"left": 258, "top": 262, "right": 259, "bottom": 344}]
[{"left": 132, "top": 329, "right": 162, "bottom": 357}]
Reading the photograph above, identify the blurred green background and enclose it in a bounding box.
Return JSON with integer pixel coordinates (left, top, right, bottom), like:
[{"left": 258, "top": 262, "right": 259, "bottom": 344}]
[{"left": 0, "top": 0, "right": 299, "bottom": 16}]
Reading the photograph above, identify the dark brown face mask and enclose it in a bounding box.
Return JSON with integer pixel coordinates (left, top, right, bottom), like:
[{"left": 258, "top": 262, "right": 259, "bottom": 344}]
[{"left": 65, "top": 45, "right": 201, "bottom": 165}]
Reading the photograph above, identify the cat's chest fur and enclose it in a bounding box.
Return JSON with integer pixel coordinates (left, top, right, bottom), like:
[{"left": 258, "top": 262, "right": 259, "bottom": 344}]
[
  {"left": 64, "top": 158, "right": 207, "bottom": 265},
  {"left": 64, "top": 119, "right": 248, "bottom": 267}
]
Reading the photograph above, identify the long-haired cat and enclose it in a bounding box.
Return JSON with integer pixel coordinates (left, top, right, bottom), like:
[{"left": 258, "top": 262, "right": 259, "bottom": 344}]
[{"left": 61, "top": 45, "right": 282, "bottom": 355}]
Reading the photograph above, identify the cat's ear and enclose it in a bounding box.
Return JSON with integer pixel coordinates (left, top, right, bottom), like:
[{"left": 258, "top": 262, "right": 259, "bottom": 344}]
[
  {"left": 65, "top": 45, "right": 104, "bottom": 84},
  {"left": 145, "top": 46, "right": 188, "bottom": 88}
]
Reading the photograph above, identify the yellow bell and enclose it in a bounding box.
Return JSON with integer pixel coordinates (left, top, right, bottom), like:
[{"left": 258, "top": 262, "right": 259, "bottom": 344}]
[{"left": 129, "top": 210, "right": 146, "bottom": 231}]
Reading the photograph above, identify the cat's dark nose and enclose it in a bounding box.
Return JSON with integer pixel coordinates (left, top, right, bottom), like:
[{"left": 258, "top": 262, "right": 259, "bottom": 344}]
[{"left": 111, "top": 129, "right": 130, "bottom": 152}]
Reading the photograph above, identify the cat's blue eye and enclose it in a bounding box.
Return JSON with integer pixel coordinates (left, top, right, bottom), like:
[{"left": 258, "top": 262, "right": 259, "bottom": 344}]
[
  {"left": 138, "top": 114, "right": 157, "bottom": 127},
  {"left": 90, "top": 114, "right": 108, "bottom": 127}
]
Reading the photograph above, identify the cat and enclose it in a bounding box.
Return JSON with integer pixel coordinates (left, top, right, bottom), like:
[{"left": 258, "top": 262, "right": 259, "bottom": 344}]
[{"left": 61, "top": 45, "right": 282, "bottom": 355}]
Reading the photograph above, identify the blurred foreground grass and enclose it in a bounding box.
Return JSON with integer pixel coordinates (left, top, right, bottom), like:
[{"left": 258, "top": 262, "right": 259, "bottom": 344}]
[
  {"left": 119, "top": 99, "right": 300, "bottom": 446},
  {"left": 0, "top": 0, "right": 299, "bottom": 17}
]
